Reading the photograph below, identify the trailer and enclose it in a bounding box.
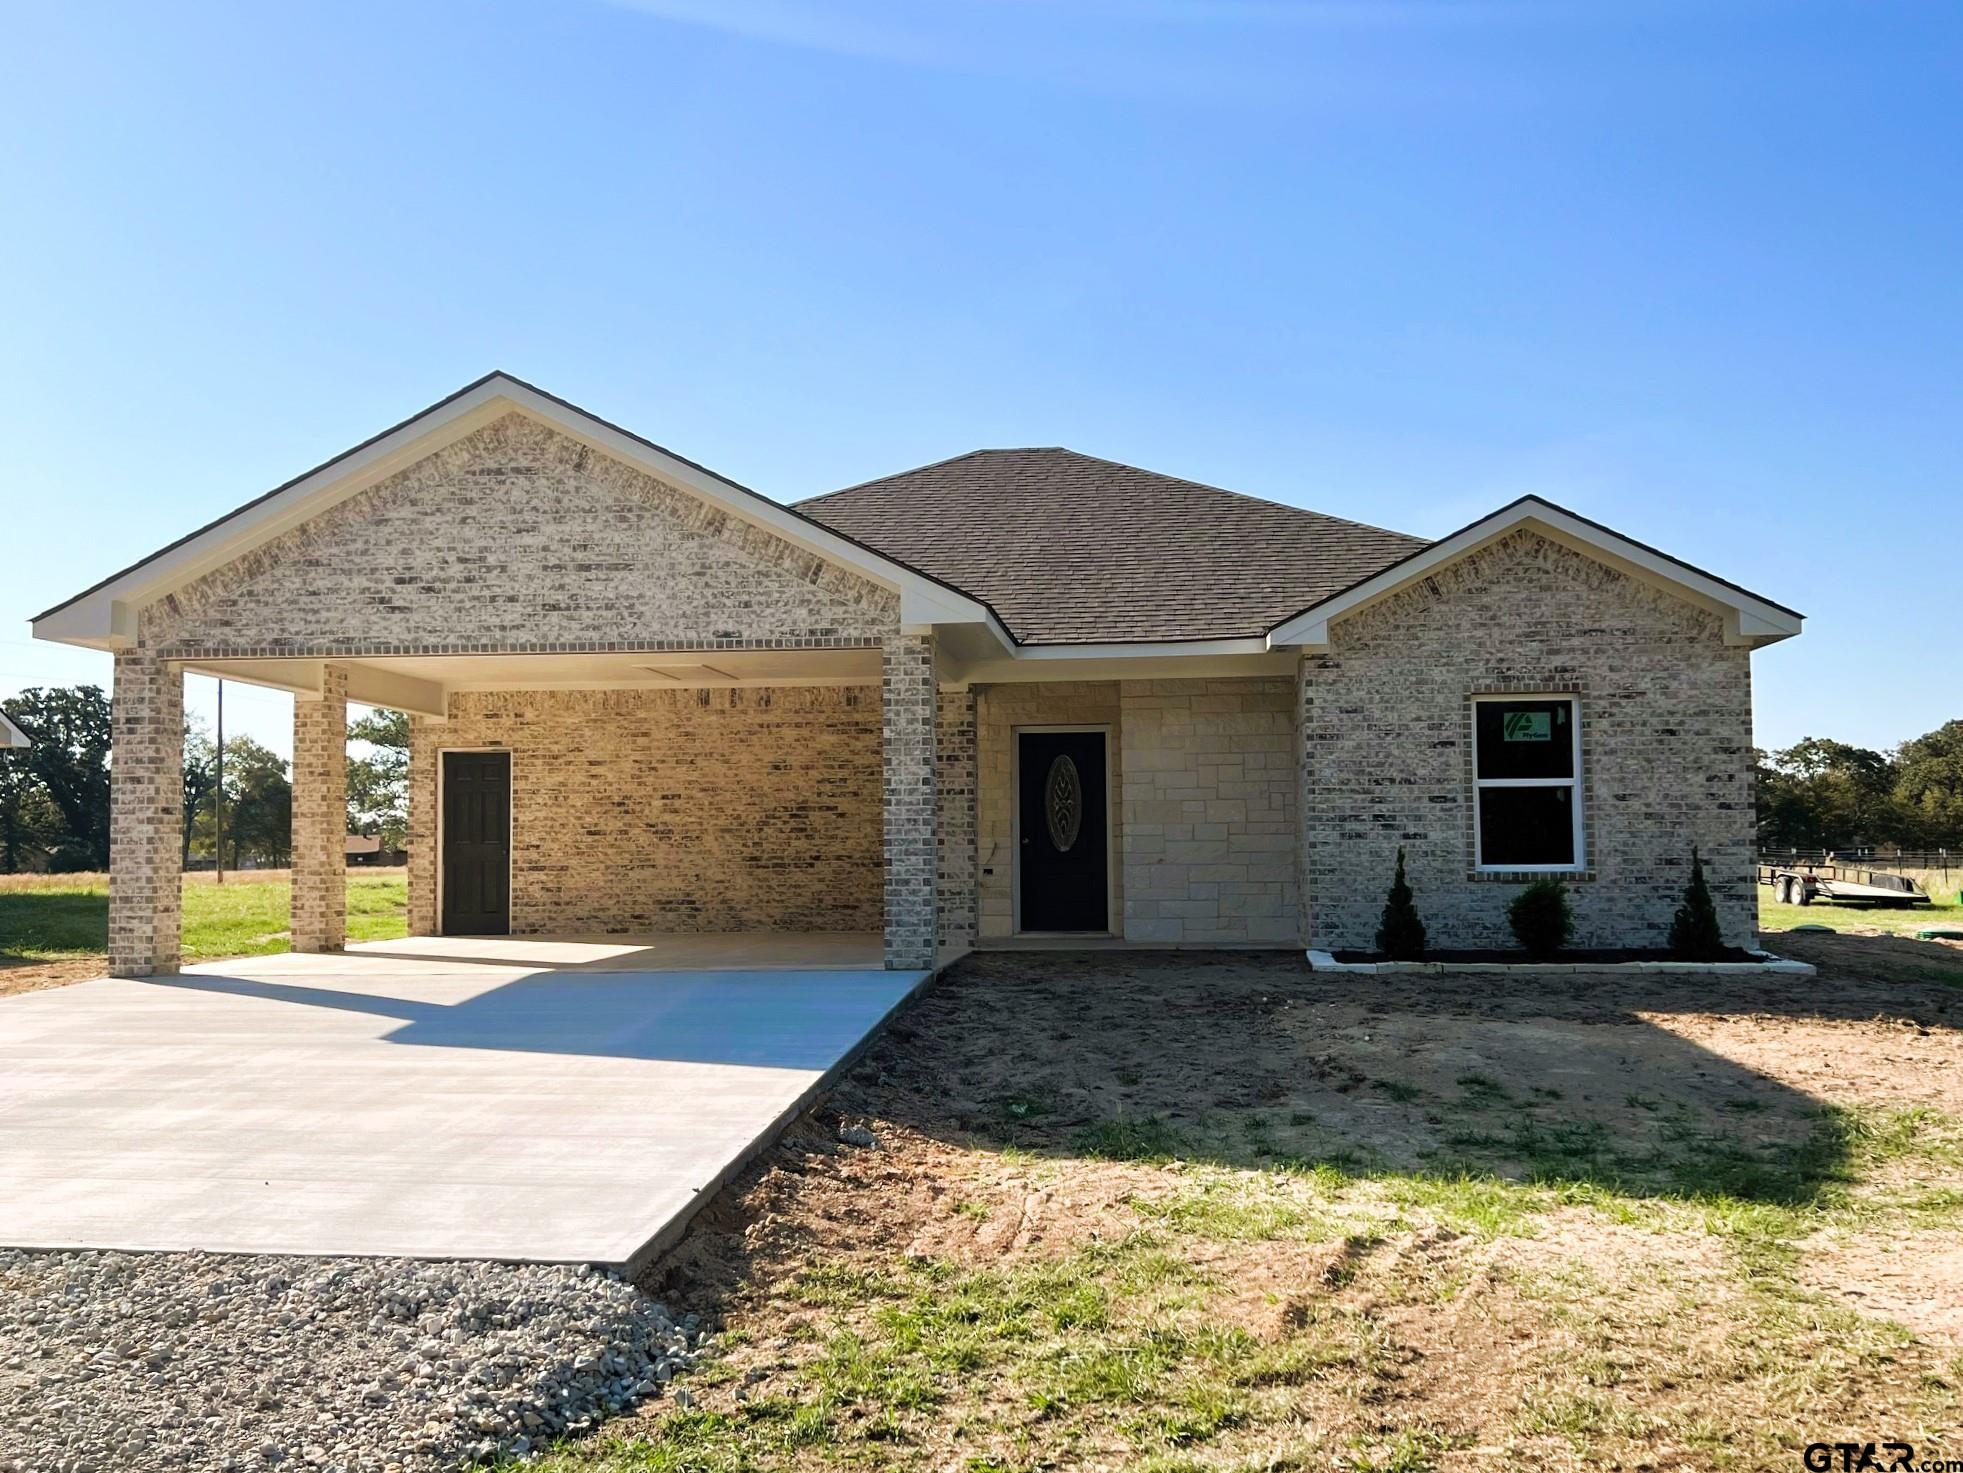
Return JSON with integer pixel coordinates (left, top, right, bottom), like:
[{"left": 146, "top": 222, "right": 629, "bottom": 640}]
[{"left": 1758, "top": 861, "right": 1933, "bottom": 908}]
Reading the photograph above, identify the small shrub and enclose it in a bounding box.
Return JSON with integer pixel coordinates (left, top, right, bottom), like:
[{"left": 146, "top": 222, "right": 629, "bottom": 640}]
[
  {"left": 1667, "top": 847, "right": 1727, "bottom": 960},
  {"left": 1374, "top": 847, "right": 1427, "bottom": 960},
  {"left": 1507, "top": 877, "right": 1573, "bottom": 958}
]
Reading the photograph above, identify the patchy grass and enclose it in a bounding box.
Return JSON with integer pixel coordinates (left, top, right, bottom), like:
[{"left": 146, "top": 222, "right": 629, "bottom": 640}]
[
  {"left": 0, "top": 869, "right": 408, "bottom": 964},
  {"left": 531, "top": 946, "right": 1963, "bottom": 1472}
]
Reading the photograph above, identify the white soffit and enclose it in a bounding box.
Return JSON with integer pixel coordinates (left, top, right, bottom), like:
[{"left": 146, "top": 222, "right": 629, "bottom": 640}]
[
  {"left": 31, "top": 373, "right": 1009, "bottom": 651},
  {"left": 1265, "top": 496, "right": 1803, "bottom": 651}
]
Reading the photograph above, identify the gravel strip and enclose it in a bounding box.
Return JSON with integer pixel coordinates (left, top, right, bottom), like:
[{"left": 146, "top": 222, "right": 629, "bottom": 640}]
[{"left": 0, "top": 1248, "right": 701, "bottom": 1472}]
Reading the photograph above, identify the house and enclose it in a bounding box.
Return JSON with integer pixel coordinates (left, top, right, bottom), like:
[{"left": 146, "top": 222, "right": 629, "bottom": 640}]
[
  {"left": 344, "top": 834, "right": 406, "bottom": 867},
  {"left": 30, "top": 373, "right": 1801, "bottom": 976},
  {"left": 0, "top": 712, "right": 28, "bottom": 750}
]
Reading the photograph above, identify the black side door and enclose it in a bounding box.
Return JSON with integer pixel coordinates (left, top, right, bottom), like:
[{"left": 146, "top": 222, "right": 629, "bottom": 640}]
[
  {"left": 1017, "top": 730, "right": 1109, "bottom": 932},
  {"left": 441, "top": 750, "right": 510, "bottom": 935}
]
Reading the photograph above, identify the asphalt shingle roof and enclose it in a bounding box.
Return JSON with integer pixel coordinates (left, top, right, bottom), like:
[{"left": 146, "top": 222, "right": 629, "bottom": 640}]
[{"left": 796, "top": 448, "right": 1430, "bottom": 645}]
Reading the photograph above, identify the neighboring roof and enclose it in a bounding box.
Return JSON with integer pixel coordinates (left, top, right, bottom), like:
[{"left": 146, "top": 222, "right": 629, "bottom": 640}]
[
  {"left": 1266, "top": 494, "right": 1803, "bottom": 649},
  {"left": 0, "top": 712, "right": 28, "bottom": 750},
  {"left": 799, "top": 448, "right": 1428, "bottom": 644},
  {"left": 32, "top": 373, "right": 1003, "bottom": 648}
]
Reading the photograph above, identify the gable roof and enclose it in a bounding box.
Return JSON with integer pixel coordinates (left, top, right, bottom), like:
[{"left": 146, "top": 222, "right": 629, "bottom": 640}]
[
  {"left": 798, "top": 448, "right": 1428, "bottom": 645},
  {"left": 1266, "top": 494, "right": 1803, "bottom": 648},
  {"left": 0, "top": 712, "right": 28, "bottom": 750},
  {"left": 32, "top": 373, "right": 1004, "bottom": 648}
]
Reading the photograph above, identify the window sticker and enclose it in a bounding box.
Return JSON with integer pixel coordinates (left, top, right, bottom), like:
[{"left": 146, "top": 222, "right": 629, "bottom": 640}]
[{"left": 1502, "top": 711, "right": 1552, "bottom": 742}]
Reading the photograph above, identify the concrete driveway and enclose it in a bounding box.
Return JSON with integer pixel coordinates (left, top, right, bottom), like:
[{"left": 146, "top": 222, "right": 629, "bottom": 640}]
[{"left": 0, "top": 935, "right": 926, "bottom": 1268}]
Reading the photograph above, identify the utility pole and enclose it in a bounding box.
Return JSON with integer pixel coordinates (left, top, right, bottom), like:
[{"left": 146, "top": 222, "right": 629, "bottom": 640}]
[{"left": 214, "top": 678, "right": 225, "bottom": 885}]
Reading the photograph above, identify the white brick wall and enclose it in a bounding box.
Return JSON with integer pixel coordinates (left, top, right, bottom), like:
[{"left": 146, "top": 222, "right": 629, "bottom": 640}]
[{"left": 1299, "top": 529, "right": 1757, "bottom": 951}]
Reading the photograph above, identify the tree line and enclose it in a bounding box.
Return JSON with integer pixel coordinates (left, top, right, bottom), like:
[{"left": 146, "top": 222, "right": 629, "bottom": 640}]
[
  {"left": 0, "top": 686, "right": 410, "bottom": 874},
  {"left": 1755, "top": 721, "right": 1963, "bottom": 853}
]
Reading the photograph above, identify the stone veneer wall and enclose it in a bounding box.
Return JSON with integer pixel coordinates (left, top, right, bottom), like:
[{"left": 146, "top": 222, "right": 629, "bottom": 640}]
[
  {"left": 1119, "top": 678, "right": 1300, "bottom": 945},
  {"left": 140, "top": 413, "right": 898, "bottom": 657},
  {"left": 973, "top": 682, "right": 1123, "bottom": 937},
  {"left": 410, "top": 685, "right": 882, "bottom": 935},
  {"left": 1299, "top": 529, "right": 1757, "bottom": 952}
]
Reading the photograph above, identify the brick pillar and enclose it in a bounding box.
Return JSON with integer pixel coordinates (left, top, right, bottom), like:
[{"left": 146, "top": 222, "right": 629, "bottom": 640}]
[
  {"left": 291, "top": 663, "right": 348, "bottom": 953},
  {"left": 881, "top": 631, "right": 939, "bottom": 969},
  {"left": 406, "top": 713, "right": 439, "bottom": 936},
  {"left": 108, "top": 649, "right": 183, "bottom": 976},
  {"left": 937, "top": 684, "right": 977, "bottom": 953},
  {"left": 1294, "top": 654, "right": 1313, "bottom": 950}
]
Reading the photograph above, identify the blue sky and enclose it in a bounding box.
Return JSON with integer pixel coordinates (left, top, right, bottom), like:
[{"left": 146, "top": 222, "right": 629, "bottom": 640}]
[{"left": 1, "top": 0, "right": 1956, "bottom": 758}]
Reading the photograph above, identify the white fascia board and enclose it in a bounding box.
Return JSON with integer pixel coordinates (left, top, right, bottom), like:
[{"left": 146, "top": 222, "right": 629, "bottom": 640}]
[
  {"left": 32, "top": 373, "right": 1006, "bottom": 652},
  {"left": 1, "top": 712, "right": 29, "bottom": 749},
  {"left": 1265, "top": 499, "right": 1803, "bottom": 651},
  {"left": 1011, "top": 637, "right": 1274, "bottom": 660}
]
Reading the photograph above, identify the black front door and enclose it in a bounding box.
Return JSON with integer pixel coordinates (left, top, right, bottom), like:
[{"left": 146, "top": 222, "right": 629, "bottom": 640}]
[
  {"left": 1017, "top": 730, "right": 1108, "bottom": 932},
  {"left": 442, "top": 750, "right": 510, "bottom": 936}
]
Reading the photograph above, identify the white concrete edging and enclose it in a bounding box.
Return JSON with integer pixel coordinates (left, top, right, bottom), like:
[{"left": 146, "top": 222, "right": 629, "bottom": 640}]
[{"left": 1305, "top": 948, "right": 1815, "bottom": 977}]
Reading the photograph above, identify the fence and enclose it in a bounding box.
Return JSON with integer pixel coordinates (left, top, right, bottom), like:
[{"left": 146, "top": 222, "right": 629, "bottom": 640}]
[{"left": 1757, "top": 849, "right": 1958, "bottom": 872}]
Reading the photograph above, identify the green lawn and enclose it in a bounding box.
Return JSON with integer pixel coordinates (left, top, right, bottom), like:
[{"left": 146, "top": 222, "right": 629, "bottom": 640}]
[
  {"left": 1758, "top": 889, "right": 1963, "bottom": 938},
  {"left": 0, "top": 870, "right": 408, "bottom": 962}
]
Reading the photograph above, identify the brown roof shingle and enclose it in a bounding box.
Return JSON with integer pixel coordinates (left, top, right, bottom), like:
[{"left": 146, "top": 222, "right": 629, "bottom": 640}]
[{"left": 797, "top": 448, "right": 1429, "bottom": 645}]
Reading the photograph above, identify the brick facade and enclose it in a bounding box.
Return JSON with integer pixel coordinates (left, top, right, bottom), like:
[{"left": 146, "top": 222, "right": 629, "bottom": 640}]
[
  {"left": 291, "top": 663, "right": 349, "bottom": 952},
  {"left": 1119, "top": 678, "right": 1299, "bottom": 945},
  {"left": 1298, "top": 529, "right": 1757, "bottom": 951},
  {"left": 96, "top": 410, "right": 1764, "bottom": 968},
  {"left": 881, "top": 633, "right": 939, "bottom": 968},
  {"left": 408, "top": 685, "right": 883, "bottom": 935},
  {"left": 139, "top": 414, "right": 899, "bottom": 658},
  {"left": 108, "top": 649, "right": 183, "bottom": 976}
]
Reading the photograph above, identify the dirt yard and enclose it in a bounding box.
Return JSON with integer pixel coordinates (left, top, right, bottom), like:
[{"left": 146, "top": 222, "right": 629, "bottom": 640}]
[{"left": 538, "top": 935, "right": 1963, "bottom": 1473}]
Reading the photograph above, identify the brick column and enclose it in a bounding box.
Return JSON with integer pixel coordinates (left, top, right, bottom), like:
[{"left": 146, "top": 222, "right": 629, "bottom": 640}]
[
  {"left": 936, "top": 684, "right": 977, "bottom": 953},
  {"left": 108, "top": 649, "right": 183, "bottom": 976},
  {"left": 406, "top": 714, "right": 439, "bottom": 936},
  {"left": 291, "top": 663, "right": 348, "bottom": 953},
  {"left": 881, "top": 631, "right": 939, "bottom": 969}
]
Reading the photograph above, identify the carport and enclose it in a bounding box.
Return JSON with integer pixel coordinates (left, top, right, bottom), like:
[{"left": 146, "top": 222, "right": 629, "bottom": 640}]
[{"left": 0, "top": 939, "right": 926, "bottom": 1268}]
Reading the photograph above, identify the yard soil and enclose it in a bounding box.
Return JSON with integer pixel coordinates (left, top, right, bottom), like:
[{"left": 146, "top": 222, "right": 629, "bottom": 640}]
[
  {"left": 618, "top": 941, "right": 1963, "bottom": 1470},
  {"left": 0, "top": 954, "right": 104, "bottom": 999}
]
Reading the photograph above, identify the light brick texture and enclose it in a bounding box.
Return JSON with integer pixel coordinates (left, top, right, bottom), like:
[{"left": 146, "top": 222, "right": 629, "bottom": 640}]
[
  {"left": 973, "top": 682, "right": 1122, "bottom": 937},
  {"left": 1299, "top": 529, "right": 1757, "bottom": 951},
  {"left": 108, "top": 649, "right": 183, "bottom": 976},
  {"left": 140, "top": 414, "right": 898, "bottom": 658},
  {"left": 1119, "top": 678, "right": 1300, "bottom": 945},
  {"left": 291, "top": 663, "right": 349, "bottom": 953},
  {"left": 408, "top": 686, "right": 882, "bottom": 935},
  {"left": 937, "top": 687, "right": 978, "bottom": 951},
  {"left": 881, "top": 633, "right": 939, "bottom": 968}
]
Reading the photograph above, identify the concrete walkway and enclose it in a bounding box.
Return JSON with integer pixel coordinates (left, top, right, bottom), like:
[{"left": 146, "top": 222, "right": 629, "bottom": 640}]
[{"left": 0, "top": 936, "right": 924, "bottom": 1268}]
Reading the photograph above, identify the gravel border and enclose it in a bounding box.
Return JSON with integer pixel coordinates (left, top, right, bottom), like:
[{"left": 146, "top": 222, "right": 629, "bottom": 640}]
[{"left": 0, "top": 1249, "right": 701, "bottom": 1472}]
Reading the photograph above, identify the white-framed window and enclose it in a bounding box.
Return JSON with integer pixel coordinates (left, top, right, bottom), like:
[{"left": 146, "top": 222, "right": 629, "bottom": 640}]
[{"left": 1472, "top": 695, "right": 1583, "bottom": 872}]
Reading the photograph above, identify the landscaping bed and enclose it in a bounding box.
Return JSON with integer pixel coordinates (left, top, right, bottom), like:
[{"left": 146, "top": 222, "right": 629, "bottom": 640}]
[{"left": 534, "top": 941, "right": 1963, "bottom": 1472}]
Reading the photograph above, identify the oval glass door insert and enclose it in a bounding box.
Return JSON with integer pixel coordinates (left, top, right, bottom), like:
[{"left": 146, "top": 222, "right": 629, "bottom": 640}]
[{"left": 1045, "top": 754, "right": 1083, "bottom": 852}]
